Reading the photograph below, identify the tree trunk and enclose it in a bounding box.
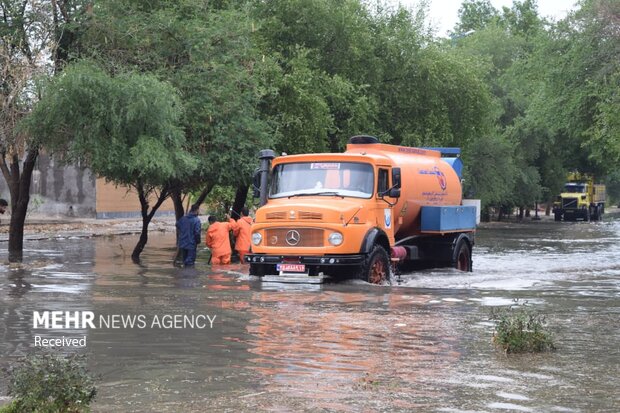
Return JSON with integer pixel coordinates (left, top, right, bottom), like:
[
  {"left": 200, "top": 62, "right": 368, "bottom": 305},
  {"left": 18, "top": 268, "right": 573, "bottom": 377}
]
[
  {"left": 0, "top": 149, "right": 39, "bottom": 262},
  {"left": 131, "top": 182, "right": 170, "bottom": 263},
  {"left": 170, "top": 187, "right": 184, "bottom": 221},
  {"left": 481, "top": 207, "right": 491, "bottom": 222},
  {"left": 230, "top": 184, "right": 249, "bottom": 219},
  {"left": 193, "top": 182, "right": 215, "bottom": 208},
  {"left": 132, "top": 219, "right": 151, "bottom": 264}
]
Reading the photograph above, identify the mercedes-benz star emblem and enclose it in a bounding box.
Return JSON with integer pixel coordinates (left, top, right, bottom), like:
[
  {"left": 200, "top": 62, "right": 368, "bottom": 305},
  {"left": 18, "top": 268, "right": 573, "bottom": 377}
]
[{"left": 285, "top": 230, "right": 301, "bottom": 246}]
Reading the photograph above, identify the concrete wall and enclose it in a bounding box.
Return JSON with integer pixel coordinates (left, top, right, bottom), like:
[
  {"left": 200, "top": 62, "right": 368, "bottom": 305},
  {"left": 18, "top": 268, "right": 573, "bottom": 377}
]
[
  {"left": 0, "top": 154, "right": 97, "bottom": 217},
  {"left": 0, "top": 154, "right": 175, "bottom": 219},
  {"left": 95, "top": 178, "right": 175, "bottom": 219}
]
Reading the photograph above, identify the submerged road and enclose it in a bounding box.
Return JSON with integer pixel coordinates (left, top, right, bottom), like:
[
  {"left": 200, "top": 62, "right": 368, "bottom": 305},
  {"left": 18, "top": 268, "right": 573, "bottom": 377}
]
[{"left": 1, "top": 213, "right": 619, "bottom": 412}]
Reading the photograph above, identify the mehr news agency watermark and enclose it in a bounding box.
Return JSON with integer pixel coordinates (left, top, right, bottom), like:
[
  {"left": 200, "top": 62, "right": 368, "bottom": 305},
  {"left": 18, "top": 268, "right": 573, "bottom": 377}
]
[{"left": 32, "top": 311, "right": 217, "bottom": 348}]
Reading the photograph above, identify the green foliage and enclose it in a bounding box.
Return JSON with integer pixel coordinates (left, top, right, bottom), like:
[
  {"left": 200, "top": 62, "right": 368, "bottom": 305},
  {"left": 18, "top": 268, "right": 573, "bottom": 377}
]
[
  {"left": 491, "top": 301, "right": 556, "bottom": 353},
  {"left": 3, "top": 352, "right": 96, "bottom": 413},
  {"left": 79, "top": 0, "right": 272, "bottom": 191},
  {"left": 454, "top": 0, "right": 500, "bottom": 33},
  {"left": 606, "top": 171, "right": 620, "bottom": 205},
  {"left": 501, "top": 0, "right": 543, "bottom": 39},
  {"left": 199, "top": 185, "right": 237, "bottom": 219},
  {"left": 28, "top": 62, "right": 195, "bottom": 187},
  {"left": 253, "top": 0, "right": 380, "bottom": 154},
  {"left": 529, "top": 0, "right": 620, "bottom": 175},
  {"left": 257, "top": 49, "right": 333, "bottom": 154},
  {"left": 463, "top": 134, "right": 516, "bottom": 206}
]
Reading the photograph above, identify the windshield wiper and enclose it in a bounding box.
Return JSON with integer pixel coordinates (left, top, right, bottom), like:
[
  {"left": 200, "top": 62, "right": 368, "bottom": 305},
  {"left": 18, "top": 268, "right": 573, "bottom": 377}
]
[{"left": 288, "top": 191, "right": 343, "bottom": 198}]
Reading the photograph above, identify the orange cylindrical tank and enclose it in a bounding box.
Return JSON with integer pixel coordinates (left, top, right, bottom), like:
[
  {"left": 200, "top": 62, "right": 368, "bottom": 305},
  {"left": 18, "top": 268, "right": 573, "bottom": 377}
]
[{"left": 346, "top": 143, "right": 462, "bottom": 239}]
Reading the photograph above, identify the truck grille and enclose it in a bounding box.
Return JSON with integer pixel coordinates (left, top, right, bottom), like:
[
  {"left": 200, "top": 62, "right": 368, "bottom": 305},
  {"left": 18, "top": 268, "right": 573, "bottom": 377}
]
[
  {"left": 298, "top": 211, "right": 323, "bottom": 220},
  {"left": 265, "top": 211, "right": 324, "bottom": 220},
  {"left": 266, "top": 212, "right": 286, "bottom": 220},
  {"left": 265, "top": 228, "right": 324, "bottom": 247},
  {"left": 562, "top": 198, "right": 578, "bottom": 208}
]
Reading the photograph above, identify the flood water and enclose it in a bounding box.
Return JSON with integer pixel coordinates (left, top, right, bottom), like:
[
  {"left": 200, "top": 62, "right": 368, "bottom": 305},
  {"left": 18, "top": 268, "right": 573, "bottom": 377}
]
[{"left": 1, "top": 213, "right": 619, "bottom": 412}]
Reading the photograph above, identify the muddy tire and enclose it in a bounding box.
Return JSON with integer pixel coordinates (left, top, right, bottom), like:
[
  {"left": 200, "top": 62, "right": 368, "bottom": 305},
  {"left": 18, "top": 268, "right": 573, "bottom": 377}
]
[
  {"left": 554, "top": 212, "right": 562, "bottom": 222},
  {"left": 360, "top": 245, "right": 391, "bottom": 284},
  {"left": 452, "top": 239, "right": 472, "bottom": 272}
]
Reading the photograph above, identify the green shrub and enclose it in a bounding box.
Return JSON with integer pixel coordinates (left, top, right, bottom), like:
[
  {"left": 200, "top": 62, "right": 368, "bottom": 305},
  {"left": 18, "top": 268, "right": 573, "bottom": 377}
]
[
  {"left": 2, "top": 352, "right": 96, "bottom": 413},
  {"left": 491, "top": 301, "right": 556, "bottom": 353}
]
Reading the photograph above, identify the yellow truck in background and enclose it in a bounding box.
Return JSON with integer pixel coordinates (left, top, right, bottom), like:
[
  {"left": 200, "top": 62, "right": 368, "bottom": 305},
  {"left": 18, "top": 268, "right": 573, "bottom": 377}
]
[{"left": 553, "top": 173, "right": 606, "bottom": 222}]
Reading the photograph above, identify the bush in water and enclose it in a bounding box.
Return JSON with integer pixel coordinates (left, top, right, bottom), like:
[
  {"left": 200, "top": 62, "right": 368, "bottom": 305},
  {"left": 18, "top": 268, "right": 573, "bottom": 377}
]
[
  {"left": 491, "top": 301, "right": 556, "bottom": 353},
  {"left": 1, "top": 352, "right": 96, "bottom": 413}
]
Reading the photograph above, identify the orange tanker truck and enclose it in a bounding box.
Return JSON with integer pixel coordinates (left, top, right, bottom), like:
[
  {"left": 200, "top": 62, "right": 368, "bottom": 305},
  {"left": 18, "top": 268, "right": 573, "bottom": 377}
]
[{"left": 246, "top": 135, "right": 477, "bottom": 284}]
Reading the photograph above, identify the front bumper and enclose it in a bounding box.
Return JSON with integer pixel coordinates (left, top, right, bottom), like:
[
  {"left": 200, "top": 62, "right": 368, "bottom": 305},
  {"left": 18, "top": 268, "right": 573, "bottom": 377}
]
[
  {"left": 245, "top": 254, "right": 365, "bottom": 266},
  {"left": 553, "top": 207, "right": 587, "bottom": 214}
]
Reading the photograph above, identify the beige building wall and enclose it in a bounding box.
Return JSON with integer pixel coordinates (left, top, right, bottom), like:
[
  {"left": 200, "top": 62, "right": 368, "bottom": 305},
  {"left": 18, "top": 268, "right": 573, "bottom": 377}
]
[{"left": 95, "top": 178, "right": 175, "bottom": 218}]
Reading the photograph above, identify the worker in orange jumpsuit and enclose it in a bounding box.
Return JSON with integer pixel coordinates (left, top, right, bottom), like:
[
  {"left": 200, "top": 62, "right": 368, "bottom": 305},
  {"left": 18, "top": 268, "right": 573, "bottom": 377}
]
[
  {"left": 230, "top": 207, "right": 253, "bottom": 263},
  {"left": 205, "top": 215, "right": 234, "bottom": 265}
]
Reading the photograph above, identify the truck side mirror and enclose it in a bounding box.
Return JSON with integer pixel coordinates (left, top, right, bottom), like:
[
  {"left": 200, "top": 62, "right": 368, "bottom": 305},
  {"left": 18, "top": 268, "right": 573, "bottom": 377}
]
[
  {"left": 252, "top": 169, "right": 261, "bottom": 198},
  {"left": 392, "top": 167, "right": 401, "bottom": 189},
  {"left": 388, "top": 188, "right": 401, "bottom": 198}
]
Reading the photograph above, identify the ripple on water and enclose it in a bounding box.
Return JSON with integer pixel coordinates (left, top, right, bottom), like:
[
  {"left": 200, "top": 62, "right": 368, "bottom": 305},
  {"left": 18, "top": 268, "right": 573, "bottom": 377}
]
[{"left": 487, "top": 402, "right": 533, "bottom": 412}]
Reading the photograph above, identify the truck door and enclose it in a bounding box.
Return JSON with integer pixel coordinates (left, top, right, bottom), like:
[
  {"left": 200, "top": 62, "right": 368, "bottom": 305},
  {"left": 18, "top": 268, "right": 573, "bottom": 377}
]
[{"left": 376, "top": 167, "right": 395, "bottom": 241}]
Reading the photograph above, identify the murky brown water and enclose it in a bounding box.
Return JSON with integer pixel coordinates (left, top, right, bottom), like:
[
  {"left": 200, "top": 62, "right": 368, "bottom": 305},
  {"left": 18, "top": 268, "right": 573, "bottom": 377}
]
[{"left": 1, "top": 213, "right": 620, "bottom": 412}]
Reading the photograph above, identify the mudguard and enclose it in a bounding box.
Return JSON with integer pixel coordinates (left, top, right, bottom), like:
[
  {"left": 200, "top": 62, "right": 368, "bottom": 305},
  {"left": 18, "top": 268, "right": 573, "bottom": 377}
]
[
  {"left": 360, "top": 227, "right": 390, "bottom": 254},
  {"left": 451, "top": 233, "right": 474, "bottom": 262}
]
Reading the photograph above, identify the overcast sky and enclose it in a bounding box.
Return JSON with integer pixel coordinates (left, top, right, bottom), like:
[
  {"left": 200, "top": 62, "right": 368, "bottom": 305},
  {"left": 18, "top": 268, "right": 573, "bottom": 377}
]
[{"left": 394, "top": 0, "right": 578, "bottom": 36}]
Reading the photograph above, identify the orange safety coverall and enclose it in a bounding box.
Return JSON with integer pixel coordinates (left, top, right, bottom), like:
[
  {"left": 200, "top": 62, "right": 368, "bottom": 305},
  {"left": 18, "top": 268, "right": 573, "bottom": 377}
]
[
  {"left": 230, "top": 216, "right": 253, "bottom": 263},
  {"left": 206, "top": 221, "right": 234, "bottom": 265}
]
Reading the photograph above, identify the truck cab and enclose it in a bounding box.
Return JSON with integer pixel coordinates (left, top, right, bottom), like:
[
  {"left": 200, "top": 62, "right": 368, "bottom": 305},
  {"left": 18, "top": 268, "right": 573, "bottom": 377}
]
[{"left": 553, "top": 175, "right": 606, "bottom": 222}]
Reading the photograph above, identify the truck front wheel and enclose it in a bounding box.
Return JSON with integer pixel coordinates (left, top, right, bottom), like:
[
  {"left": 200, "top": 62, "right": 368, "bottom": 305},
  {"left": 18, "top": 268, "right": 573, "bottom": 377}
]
[
  {"left": 453, "top": 239, "right": 472, "bottom": 272},
  {"left": 361, "top": 245, "right": 390, "bottom": 284},
  {"left": 554, "top": 212, "right": 562, "bottom": 221}
]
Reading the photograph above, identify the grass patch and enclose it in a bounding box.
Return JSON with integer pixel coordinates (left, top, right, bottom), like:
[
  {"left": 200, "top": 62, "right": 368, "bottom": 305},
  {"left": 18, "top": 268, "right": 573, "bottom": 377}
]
[
  {"left": 1, "top": 352, "right": 96, "bottom": 413},
  {"left": 490, "top": 300, "right": 556, "bottom": 354}
]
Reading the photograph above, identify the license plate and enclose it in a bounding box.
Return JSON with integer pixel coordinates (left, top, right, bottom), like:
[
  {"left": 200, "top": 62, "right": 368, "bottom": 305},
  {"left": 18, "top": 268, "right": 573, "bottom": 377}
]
[{"left": 277, "top": 263, "right": 306, "bottom": 273}]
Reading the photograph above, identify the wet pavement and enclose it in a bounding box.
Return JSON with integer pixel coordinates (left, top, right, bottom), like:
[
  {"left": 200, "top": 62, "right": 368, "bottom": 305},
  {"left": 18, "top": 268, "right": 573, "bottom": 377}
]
[{"left": 1, "top": 213, "right": 619, "bottom": 412}]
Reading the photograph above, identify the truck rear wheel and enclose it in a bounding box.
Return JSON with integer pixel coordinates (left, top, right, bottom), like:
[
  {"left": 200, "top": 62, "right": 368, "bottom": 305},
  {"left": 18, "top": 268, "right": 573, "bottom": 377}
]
[
  {"left": 453, "top": 239, "right": 472, "bottom": 272},
  {"left": 361, "top": 245, "right": 390, "bottom": 284}
]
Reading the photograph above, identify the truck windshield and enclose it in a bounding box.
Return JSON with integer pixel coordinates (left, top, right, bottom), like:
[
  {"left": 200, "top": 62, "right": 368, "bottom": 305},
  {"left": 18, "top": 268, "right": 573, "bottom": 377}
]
[
  {"left": 270, "top": 162, "right": 374, "bottom": 199},
  {"left": 564, "top": 184, "right": 586, "bottom": 193}
]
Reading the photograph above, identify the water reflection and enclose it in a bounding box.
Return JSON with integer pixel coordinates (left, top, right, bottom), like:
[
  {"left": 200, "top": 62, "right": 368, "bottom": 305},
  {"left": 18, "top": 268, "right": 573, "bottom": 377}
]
[{"left": 6, "top": 269, "right": 32, "bottom": 298}]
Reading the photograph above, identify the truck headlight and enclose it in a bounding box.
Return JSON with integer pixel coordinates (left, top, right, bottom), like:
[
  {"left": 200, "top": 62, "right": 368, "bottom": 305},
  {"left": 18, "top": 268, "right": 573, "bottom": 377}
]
[
  {"left": 328, "top": 232, "right": 343, "bottom": 246},
  {"left": 252, "top": 232, "right": 262, "bottom": 246}
]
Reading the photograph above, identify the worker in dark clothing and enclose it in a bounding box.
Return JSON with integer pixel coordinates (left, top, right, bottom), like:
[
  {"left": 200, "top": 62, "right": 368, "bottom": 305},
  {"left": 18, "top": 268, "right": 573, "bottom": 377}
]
[{"left": 176, "top": 204, "right": 202, "bottom": 267}]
